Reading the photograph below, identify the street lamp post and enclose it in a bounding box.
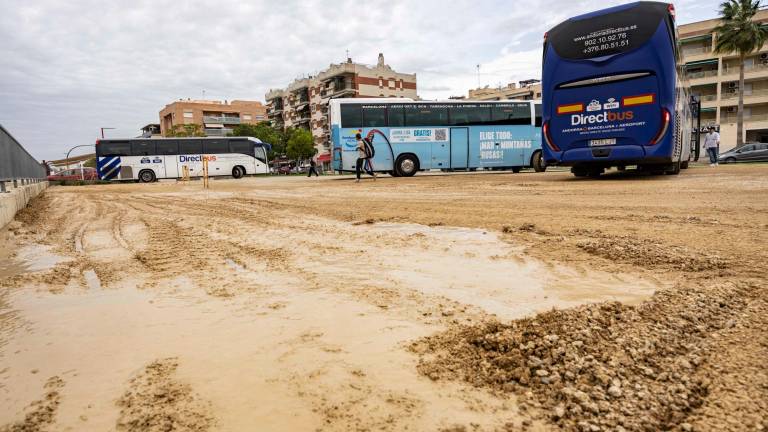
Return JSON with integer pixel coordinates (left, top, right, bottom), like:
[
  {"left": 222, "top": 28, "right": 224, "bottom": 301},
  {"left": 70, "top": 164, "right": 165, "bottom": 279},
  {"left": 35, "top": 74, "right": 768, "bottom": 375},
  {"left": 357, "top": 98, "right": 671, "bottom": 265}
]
[
  {"left": 65, "top": 144, "right": 95, "bottom": 170},
  {"left": 100, "top": 127, "right": 116, "bottom": 139}
]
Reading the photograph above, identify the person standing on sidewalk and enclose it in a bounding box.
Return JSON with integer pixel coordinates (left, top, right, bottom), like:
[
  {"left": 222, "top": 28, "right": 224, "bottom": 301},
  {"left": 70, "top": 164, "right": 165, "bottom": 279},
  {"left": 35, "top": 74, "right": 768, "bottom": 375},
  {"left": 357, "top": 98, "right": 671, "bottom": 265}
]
[
  {"left": 704, "top": 126, "right": 720, "bottom": 167},
  {"left": 307, "top": 158, "right": 319, "bottom": 177},
  {"left": 355, "top": 133, "right": 376, "bottom": 182}
]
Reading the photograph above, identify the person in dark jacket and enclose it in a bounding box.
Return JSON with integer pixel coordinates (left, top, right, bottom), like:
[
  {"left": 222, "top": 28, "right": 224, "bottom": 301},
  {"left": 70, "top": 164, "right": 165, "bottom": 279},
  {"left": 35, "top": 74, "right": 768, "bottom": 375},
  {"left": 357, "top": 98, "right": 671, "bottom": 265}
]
[{"left": 307, "top": 158, "right": 319, "bottom": 177}]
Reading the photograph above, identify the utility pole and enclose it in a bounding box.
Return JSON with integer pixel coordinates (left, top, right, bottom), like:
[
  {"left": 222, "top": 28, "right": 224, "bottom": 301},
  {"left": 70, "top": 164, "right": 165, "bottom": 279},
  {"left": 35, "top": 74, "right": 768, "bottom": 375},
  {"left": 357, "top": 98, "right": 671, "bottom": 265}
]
[
  {"left": 476, "top": 64, "right": 481, "bottom": 89},
  {"left": 100, "top": 127, "right": 115, "bottom": 139}
]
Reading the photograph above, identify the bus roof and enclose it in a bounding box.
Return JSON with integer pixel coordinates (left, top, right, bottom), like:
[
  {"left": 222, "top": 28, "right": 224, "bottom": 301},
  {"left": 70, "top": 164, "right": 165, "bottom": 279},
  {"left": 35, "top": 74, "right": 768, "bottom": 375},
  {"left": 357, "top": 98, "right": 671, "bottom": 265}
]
[
  {"left": 97, "top": 136, "right": 265, "bottom": 142},
  {"left": 546, "top": 1, "right": 672, "bottom": 61},
  {"left": 330, "top": 99, "right": 539, "bottom": 105}
]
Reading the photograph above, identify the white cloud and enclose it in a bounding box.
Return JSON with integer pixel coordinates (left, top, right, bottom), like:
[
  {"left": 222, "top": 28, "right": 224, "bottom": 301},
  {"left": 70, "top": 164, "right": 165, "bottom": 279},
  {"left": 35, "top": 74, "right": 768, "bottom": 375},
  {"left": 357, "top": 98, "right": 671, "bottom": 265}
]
[{"left": 0, "top": 0, "right": 723, "bottom": 159}]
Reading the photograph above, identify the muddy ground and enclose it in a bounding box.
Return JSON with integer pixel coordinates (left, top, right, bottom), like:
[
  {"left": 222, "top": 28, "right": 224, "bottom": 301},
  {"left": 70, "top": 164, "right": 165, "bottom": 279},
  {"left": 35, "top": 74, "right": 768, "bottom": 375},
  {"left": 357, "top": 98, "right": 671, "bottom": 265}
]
[{"left": 0, "top": 165, "right": 766, "bottom": 431}]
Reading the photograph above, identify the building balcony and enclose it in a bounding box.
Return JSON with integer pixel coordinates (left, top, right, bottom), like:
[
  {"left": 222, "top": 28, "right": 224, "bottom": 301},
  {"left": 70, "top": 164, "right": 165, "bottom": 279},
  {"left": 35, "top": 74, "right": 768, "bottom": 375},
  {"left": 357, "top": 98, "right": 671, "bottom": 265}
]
[
  {"left": 686, "top": 69, "right": 719, "bottom": 80},
  {"left": 721, "top": 113, "right": 768, "bottom": 124},
  {"left": 722, "top": 62, "right": 768, "bottom": 77},
  {"left": 721, "top": 88, "right": 768, "bottom": 100},
  {"left": 203, "top": 116, "right": 241, "bottom": 125},
  {"left": 205, "top": 128, "right": 234, "bottom": 136},
  {"left": 268, "top": 109, "right": 284, "bottom": 116}
]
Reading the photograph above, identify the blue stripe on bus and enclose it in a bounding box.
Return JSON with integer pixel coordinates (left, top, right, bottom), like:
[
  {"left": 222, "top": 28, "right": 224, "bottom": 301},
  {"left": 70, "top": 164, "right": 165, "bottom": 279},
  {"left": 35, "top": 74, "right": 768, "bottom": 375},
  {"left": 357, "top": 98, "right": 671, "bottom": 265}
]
[{"left": 97, "top": 157, "right": 121, "bottom": 180}]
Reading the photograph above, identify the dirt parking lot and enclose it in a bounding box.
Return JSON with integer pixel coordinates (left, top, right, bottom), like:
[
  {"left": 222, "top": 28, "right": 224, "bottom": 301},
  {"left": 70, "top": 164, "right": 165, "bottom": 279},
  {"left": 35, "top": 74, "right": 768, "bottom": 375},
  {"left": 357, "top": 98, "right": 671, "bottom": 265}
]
[{"left": 1, "top": 165, "right": 766, "bottom": 431}]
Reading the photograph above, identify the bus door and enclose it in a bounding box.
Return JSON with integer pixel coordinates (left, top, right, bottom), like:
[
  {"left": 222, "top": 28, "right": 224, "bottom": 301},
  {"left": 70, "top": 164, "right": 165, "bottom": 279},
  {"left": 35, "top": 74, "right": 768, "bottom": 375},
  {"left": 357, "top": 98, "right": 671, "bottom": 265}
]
[
  {"left": 450, "top": 128, "right": 469, "bottom": 169},
  {"left": 430, "top": 128, "right": 450, "bottom": 169}
]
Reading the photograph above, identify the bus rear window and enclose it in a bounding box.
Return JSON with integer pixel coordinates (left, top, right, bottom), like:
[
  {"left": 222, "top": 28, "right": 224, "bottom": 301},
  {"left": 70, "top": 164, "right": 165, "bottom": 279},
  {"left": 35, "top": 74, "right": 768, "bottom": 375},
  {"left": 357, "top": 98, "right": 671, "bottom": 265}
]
[{"left": 547, "top": 2, "right": 669, "bottom": 60}]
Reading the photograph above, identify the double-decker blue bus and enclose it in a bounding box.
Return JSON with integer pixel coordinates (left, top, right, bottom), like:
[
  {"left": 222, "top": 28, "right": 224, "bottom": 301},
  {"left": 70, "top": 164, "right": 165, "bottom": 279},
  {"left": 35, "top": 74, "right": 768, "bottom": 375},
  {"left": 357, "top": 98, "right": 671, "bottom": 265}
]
[
  {"left": 330, "top": 99, "right": 546, "bottom": 176},
  {"left": 541, "top": 1, "right": 693, "bottom": 177}
]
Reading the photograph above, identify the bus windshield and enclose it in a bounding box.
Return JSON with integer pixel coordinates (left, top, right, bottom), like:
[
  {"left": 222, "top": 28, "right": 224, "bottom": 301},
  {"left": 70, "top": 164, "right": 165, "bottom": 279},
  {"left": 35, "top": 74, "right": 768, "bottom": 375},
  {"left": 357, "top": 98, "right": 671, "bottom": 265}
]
[{"left": 541, "top": 2, "right": 689, "bottom": 176}]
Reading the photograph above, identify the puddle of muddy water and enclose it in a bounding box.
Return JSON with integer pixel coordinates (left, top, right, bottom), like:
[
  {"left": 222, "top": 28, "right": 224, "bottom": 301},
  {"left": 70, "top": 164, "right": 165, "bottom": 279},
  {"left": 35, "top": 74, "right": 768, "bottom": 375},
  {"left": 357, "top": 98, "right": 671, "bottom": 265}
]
[
  {"left": 334, "top": 222, "right": 658, "bottom": 320},
  {"left": 0, "top": 243, "right": 67, "bottom": 279}
]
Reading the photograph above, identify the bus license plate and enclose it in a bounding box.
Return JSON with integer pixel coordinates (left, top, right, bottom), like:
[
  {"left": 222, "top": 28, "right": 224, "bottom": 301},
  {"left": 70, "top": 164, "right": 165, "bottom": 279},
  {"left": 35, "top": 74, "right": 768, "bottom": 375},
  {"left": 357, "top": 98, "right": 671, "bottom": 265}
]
[{"left": 590, "top": 138, "right": 616, "bottom": 147}]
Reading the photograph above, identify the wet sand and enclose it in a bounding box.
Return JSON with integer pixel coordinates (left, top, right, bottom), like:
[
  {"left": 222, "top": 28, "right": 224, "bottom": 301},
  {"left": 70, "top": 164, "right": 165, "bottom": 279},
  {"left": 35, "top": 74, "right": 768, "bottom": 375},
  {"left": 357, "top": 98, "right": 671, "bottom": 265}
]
[{"left": 1, "top": 165, "right": 766, "bottom": 431}]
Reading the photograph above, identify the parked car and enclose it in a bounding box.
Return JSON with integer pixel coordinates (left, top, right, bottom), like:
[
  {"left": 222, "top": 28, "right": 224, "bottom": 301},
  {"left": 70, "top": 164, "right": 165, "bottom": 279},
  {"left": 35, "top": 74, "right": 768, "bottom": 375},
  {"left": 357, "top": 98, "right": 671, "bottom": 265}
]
[
  {"left": 47, "top": 167, "right": 98, "bottom": 181},
  {"left": 719, "top": 143, "right": 768, "bottom": 163}
]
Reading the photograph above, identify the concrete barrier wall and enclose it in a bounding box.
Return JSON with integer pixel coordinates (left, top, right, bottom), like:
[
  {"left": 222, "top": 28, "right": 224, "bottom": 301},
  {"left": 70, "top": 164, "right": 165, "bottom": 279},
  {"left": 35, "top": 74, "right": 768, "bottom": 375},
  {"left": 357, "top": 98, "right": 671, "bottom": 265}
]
[
  {"left": 0, "top": 181, "right": 48, "bottom": 229},
  {"left": 1, "top": 124, "right": 46, "bottom": 180}
]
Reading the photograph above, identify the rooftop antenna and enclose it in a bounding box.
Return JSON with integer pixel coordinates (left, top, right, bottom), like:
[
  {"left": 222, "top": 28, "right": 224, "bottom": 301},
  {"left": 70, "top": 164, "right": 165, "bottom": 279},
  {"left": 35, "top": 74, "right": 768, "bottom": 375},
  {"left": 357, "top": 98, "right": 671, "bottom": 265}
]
[
  {"left": 202, "top": 89, "right": 206, "bottom": 99},
  {"left": 476, "top": 64, "right": 481, "bottom": 89}
]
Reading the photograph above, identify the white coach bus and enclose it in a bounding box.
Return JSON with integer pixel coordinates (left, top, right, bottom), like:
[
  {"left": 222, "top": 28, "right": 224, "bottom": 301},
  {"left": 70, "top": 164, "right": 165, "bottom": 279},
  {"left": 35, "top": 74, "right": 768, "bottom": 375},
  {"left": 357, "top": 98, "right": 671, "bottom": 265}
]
[{"left": 96, "top": 137, "right": 271, "bottom": 182}]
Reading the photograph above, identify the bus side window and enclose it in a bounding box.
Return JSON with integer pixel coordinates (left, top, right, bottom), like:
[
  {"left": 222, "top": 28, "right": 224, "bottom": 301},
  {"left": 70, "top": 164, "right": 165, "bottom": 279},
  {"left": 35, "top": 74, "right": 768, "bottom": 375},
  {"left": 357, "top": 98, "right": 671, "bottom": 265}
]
[
  {"left": 179, "top": 140, "right": 202, "bottom": 155},
  {"left": 229, "top": 139, "right": 253, "bottom": 155},
  {"left": 405, "top": 105, "right": 448, "bottom": 127},
  {"left": 449, "top": 105, "right": 491, "bottom": 126},
  {"left": 534, "top": 104, "right": 542, "bottom": 127},
  {"left": 203, "top": 140, "right": 228, "bottom": 154},
  {"left": 362, "top": 106, "right": 387, "bottom": 127},
  {"left": 341, "top": 104, "right": 362, "bottom": 128},
  {"left": 100, "top": 141, "right": 131, "bottom": 157},
  {"left": 388, "top": 106, "right": 405, "bottom": 127},
  {"left": 156, "top": 140, "right": 179, "bottom": 155},
  {"left": 491, "top": 104, "right": 531, "bottom": 125},
  {"left": 131, "top": 140, "right": 156, "bottom": 156}
]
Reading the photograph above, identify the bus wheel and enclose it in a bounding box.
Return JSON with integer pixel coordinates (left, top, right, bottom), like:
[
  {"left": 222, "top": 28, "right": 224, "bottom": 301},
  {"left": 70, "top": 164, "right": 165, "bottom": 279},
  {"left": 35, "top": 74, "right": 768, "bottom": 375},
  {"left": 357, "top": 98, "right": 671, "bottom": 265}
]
[
  {"left": 681, "top": 160, "right": 690, "bottom": 169},
  {"left": 512, "top": 167, "right": 522, "bottom": 173},
  {"left": 588, "top": 168, "right": 603, "bottom": 178},
  {"left": 572, "top": 167, "right": 589, "bottom": 177},
  {"left": 232, "top": 166, "right": 245, "bottom": 179},
  {"left": 139, "top": 170, "right": 156, "bottom": 183},
  {"left": 395, "top": 154, "right": 419, "bottom": 177},
  {"left": 665, "top": 161, "right": 681, "bottom": 175},
  {"left": 532, "top": 151, "right": 546, "bottom": 172}
]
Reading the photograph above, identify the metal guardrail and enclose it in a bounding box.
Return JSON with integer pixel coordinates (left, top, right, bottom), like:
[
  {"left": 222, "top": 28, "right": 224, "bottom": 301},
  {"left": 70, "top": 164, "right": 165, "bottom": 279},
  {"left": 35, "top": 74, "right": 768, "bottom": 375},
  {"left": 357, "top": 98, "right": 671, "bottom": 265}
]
[{"left": 1, "top": 124, "right": 46, "bottom": 193}]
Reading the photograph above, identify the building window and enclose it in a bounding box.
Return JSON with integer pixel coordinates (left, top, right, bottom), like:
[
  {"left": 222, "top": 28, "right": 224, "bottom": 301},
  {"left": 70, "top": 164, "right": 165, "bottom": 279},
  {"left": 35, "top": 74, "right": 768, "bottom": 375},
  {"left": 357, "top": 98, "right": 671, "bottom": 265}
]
[
  {"left": 255, "top": 115, "right": 265, "bottom": 120},
  {"left": 183, "top": 111, "right": 193, "bottom": 119},
  {"left": 243, "top": 114, "right": 252, "bottom": 121},
  {"left": 388, "top": 79, "right": 395, "bottom": 88},
  {"left": 378, "top": 78, "right": 383, "bottom": 87}
]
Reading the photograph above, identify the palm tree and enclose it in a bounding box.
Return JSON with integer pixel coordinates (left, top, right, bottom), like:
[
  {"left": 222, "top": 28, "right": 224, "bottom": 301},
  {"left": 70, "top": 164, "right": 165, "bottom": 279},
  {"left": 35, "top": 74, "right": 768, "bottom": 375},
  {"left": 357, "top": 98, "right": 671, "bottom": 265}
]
[{"left": 714, "top": 0, "right": 768, "bottom": 148}]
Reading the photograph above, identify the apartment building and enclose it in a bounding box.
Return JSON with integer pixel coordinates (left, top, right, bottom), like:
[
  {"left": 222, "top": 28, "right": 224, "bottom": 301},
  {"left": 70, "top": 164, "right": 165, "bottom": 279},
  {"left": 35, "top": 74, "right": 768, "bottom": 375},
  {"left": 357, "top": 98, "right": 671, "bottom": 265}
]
[
  {"left": 159, "top": 99, "right": 267, "bottom": 137},
  {"left": 467, "top": 79, "right": 542, "bottom": 101},
  {"left": 266, "top": 53, "right": 417, "bottom": 158},
  {"left": 680, "top": 10, "right": 768, "bottom": 149}
]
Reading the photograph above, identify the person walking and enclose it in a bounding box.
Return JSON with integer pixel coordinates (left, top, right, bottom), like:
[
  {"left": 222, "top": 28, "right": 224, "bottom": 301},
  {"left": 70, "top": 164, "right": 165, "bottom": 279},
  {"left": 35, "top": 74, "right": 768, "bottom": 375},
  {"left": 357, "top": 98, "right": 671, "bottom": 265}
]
[
  {"left": 704, "top": 126, "right": 720, "bottom": 167},
  {"left": 355, "top": 133, "right": 376, "bottom": 182},
  {"left": 307, "top": 158, "right": 319, "bottom": 177}
]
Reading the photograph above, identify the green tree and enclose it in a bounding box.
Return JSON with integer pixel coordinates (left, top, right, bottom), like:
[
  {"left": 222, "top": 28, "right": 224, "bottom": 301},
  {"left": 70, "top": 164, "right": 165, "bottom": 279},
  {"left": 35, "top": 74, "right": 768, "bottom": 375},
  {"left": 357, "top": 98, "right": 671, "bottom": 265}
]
[
  {"left": 165, "top": 124, "right": 206, "bottom": 137},
  {"left": 715, "top": 0, "right": 768, "bottom": 147},
  {"left": 230, "top": 123, "right": 286, "bottom": 158},
  {"left": 285, "top": 128, "right": 316, "bottom": 164}
]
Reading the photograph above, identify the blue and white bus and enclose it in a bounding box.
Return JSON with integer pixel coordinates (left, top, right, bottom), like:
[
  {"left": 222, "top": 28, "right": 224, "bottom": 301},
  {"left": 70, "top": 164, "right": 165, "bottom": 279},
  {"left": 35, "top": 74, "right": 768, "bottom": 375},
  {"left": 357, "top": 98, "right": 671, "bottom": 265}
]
[
  {"left": 541, "top": 1, "right": 693, "bottom": 177},
  {"left": 330, "top": 99, "right": 546, "bottom": 176},
  {"left": 96, "top": 137, "right": 270, "bottom": 182}
]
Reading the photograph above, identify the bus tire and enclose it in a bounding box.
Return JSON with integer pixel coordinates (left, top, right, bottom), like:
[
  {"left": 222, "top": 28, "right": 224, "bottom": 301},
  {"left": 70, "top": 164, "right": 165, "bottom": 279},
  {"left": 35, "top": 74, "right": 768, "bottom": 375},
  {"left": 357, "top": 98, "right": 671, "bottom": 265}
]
[
  {"left": 232, "top": 166, "right": 245, "bottom": 179},
  {"left": 395, "top": 154, "right": 419, "bottom": 177},
  {"left": 665, "top": 160, "right": 681, "bottom": 175},
  {"left": 139, "top": 169, "right": 156, "bottom": 183},
  {"left": 512, "top": 167, "right": 522, "bottom": 173},
  {"left": 588, "top": 168, "right": 603, "bottom": 178},
  {"left": 531, "top": 150, "right": 546, "bottom": 172},
  {"left": 572, "top": 167, "right": 589, "bottom": 177},
  {"left": 681, "top": 160, "right": 689, "bottom": 169}
]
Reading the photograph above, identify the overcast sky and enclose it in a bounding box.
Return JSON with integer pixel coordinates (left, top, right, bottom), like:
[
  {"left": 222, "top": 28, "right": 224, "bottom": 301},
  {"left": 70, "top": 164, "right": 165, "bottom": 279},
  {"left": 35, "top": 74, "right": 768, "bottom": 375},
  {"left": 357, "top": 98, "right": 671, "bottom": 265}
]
[{"left": 1, "top": 0, "right": 721, "bottom": 160}]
